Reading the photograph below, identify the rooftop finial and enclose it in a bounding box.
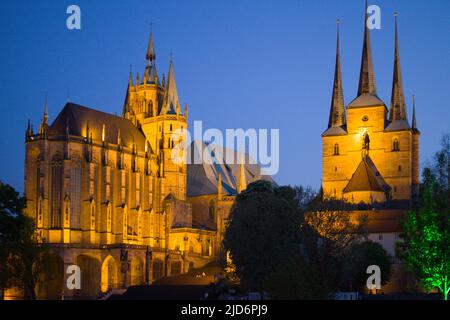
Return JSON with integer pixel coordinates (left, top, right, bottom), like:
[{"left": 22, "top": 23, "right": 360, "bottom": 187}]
[
  {"left": 412, "top": 95, "right": 418, "bottom": 131},
  {"left": 38, "top": 93, "right": 49, "bottom": 136},
  {"left": 128, "top": 64, "right": 133, "bottom": 86},
  {"left": 102, "top": 124, "right": 106, "bottom": 143},
  {"left": 237, "top": 154, "right": 247, "bottom": 194},
  {"left": 218, "top": 173, "right": 223, "bottom": 200},
  {"left": 44, "top": 92, "right": 48, "bottom": 119}
]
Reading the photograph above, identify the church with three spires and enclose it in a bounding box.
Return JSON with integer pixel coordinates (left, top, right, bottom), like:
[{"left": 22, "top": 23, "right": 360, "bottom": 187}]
[
  {"left": 322, "top": 9, "right": 420, "bottom": 206},
  {"left": 22, "top": 30, "right": 269, "bottom": 299},
  {"left": 320, "top": 6, "right": 421, "bottom": 293}
]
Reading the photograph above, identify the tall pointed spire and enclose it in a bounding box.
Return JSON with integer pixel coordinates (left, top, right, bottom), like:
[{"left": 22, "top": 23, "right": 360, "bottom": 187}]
[
  {"left": 128, "top": 64, "right": 133, "bottom": 87},
  {"left": 163, "top": 57, "right": 180, "bottom": 114},
  {"left": 144, "top": 26, "right": 159, "bottom": 84},
  {"left": 123, "top": 65, "right": 133, "bottom": 116},
  {"left": 389, "top": 12, "right": 408, "bottom": 122},
  {"left": 328, "top": 20, "right": 346, "bottom": 128},
  {"left": 357, "top": 0, "right": 377, "bottom": 96},
  {"left": 146, "top": 24, "right": 156, "bottom": 62}
]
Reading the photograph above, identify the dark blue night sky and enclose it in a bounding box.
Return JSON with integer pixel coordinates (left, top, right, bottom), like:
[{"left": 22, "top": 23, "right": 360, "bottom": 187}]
[{"left": 1, "top": 0, "right": 449, "bottom": 192}]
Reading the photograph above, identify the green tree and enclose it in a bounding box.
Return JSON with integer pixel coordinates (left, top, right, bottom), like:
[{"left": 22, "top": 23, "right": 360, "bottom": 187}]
[
  {"left": 0, "top": 181, "right": 51, "bottom": 300},
  {"left": 345, "top": 241, "right": 392, "bottom": 292},
  {"left": 223, "top": 181, "right": 304, "bottom": 297},
  {"left": 398, "top": 135, "right": 450, "bottom": 300}
]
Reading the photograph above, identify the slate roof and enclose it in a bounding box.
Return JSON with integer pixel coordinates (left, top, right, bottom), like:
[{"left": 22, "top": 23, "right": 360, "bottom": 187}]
[
  {"left": 347, "top": 93, "right": 385, "bottom": 108},
  {"left": 48, "top": 103, "right": 275, "bottom": 197},
  {"left": 350, "top": 210, "right": 406, "bottom": 233},
  {"left": 187, "top": 140, "right": 275, "bottom": 197},
  {"left": 385, "top": 119, "right": 410, "bottom": 132},
  {"left": 49, "top": 102, "right": 147, "bottom": 151},
  {"left": 343, "top": 156, "right": 390, "bottom": 194},
  {"left": 322, "top": 125, "right": 347, "bottom": 137}
]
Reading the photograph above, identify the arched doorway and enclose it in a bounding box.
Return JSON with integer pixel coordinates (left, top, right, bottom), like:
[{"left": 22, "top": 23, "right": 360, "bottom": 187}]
[
  {"left": 101, "top": 255, "right": 119, "bottom": 293},
  {"left": 130, "top": 256, "right": 144, "bottom": 286},
  {"left": 76, "top": 254, "right": 101, "bottom": 299}
]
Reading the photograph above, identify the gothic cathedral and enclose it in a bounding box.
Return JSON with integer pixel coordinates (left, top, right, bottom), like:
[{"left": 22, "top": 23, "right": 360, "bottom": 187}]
[{"left": 22, "top": 31, "right": 267, "bottom": 299}]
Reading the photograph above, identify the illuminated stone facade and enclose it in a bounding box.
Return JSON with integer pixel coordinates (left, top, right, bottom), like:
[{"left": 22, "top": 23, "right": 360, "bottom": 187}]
[
  {"left": 322, "top": 16, "right": 420, "bottom": 205},
  {"left": 321, "top": 13, "right": 421, "bottom": 294},
  {"left": 22, "top": 32, "right": 267, "bottom": 299}
]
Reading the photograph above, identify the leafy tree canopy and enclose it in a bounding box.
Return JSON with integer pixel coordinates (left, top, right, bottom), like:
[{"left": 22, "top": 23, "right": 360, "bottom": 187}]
[
  {"left": 345, "top": 241, "right": 392, "bottom": 291},
  {"left": 224, "top": 181, "right": 304, "bottom": 295},
  {"left": 398, "top": 134, "right": 450, "bottom": 300},
  {"left": 0, "top": 181, "right": 50, "bottom": 300}
]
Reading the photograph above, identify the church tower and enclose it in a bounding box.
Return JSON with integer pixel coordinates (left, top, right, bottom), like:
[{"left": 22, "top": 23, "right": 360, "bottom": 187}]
[
  {"left": 322, "top": 6, "right": 419, "bottom": 206},
  {"left": 123, "top": 30, "right": 188, "bottom": 201}
]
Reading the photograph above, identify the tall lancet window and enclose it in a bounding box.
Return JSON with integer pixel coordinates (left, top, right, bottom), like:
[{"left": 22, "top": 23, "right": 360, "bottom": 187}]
[
  {"left": 135, "top": 172, "right": 141, "bottom": 207},
  {"left": 51, "top": 155, "right": 63, "bottom": 228},
  {"left": 209, "top": 200, "right": 215, "bottom": 221},
  {"left": 393, "top": 138, "right": 400, "bottom": 151},
  {"left": 35, "top": 159, "right": 41, "bottom": 221},
  {"left": 70, "top": 163, "right": 82, "bottom": 229},
  {"left": 334, "top": 143, "right": 340, "bottom": 156},
  {"left": 148, "top": 100, "right": 153, "bottom": 117}
]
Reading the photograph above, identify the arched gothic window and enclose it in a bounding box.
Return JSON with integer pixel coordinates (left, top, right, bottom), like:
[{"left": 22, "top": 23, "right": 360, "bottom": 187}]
[
  {"left": 334, "top": 143, "right": 339, "bottom": 155},
  {"left": 70, "top": 163, "right": 81, "bottom": 229},
  {"left": 148, "top": 100, "right": 153, "bottom": 117},
  {"left": 51, "top": 155, "right": 63, "bottom": 228},
  {"left": 393, "top": 139, "right": 400, "bottom": 151}
]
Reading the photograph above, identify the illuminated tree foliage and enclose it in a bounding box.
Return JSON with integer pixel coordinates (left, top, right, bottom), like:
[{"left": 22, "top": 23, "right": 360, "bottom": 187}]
[
  {"left": 224, "top": 182, "right": 369, "bottom": 298},
  {"left": 300, "top": 188, "right": 369, "bottom": 293},
  {"left": 398, "top": 135, "right": 450, "bottom": 300}
]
